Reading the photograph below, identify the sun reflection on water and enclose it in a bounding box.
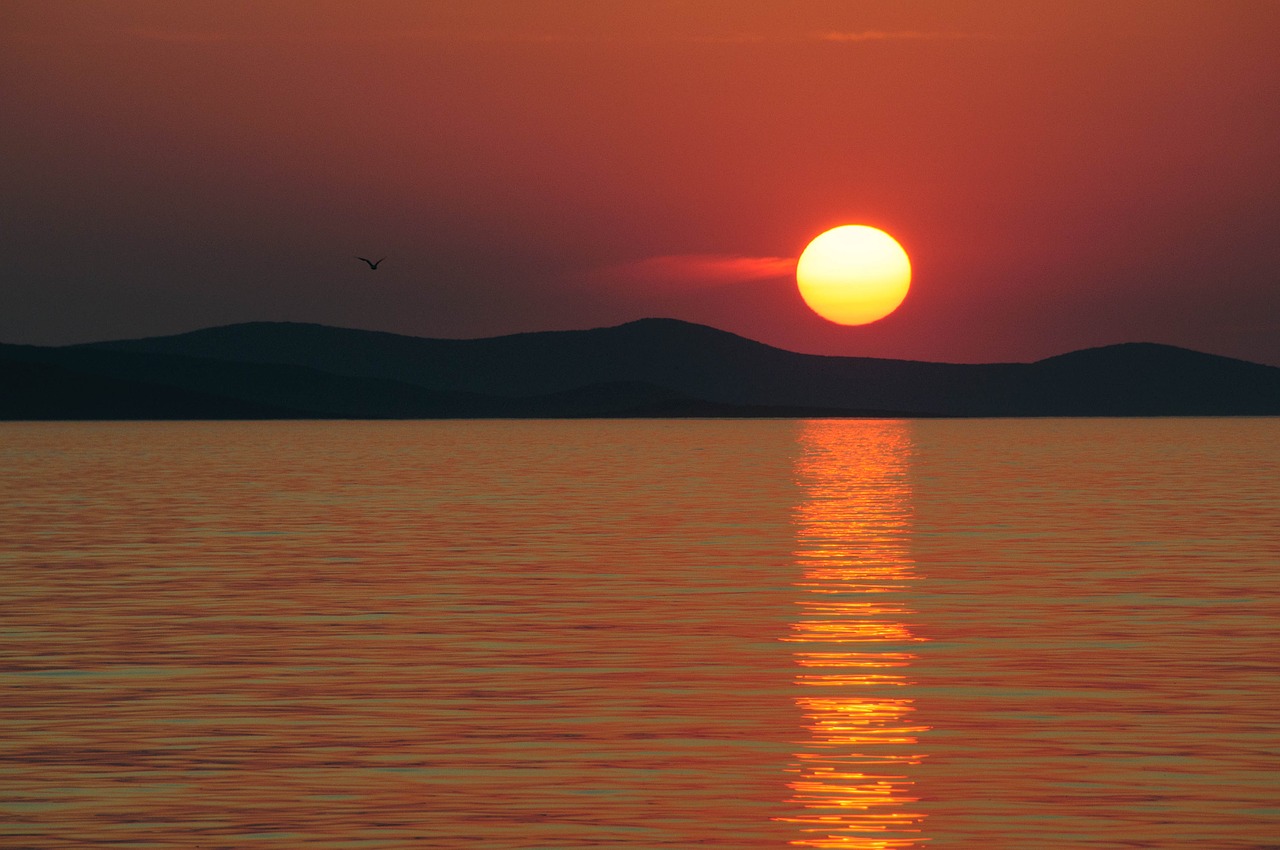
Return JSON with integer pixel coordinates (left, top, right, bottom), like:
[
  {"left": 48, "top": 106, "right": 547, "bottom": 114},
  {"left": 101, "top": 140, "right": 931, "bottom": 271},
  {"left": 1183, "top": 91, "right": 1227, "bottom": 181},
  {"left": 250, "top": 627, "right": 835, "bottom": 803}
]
[{"left": 776, "top": 420, "right": 928, "bottom": 849}]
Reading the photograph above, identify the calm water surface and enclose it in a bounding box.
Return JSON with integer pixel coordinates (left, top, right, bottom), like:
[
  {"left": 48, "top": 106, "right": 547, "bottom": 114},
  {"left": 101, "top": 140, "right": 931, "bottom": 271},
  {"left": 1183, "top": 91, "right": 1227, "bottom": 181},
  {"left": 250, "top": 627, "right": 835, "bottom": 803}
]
[{"left": 2, "top": 419, "right": 1277, "bottom": 848}]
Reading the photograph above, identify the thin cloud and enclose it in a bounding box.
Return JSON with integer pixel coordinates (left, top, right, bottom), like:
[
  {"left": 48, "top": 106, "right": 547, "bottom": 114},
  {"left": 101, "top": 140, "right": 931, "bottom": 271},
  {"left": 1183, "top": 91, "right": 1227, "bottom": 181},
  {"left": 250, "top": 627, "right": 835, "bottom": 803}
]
[
  {"left": 608, "top": 254, "right": 795, "bottom": 286},
  {"left": 676, "top": 30, "right": 998, "bottom": 45},
  {"left": 123, "top": 27, "right": 572, "bottom": 45},
  {"left": 816, "top": 30, "right": 997, "bottom": 42},
  {"left": 128, "top": 28, "right": 233, "bottom": 44},
  {"left": 54, "top": 27, "right": 996, "bottom": 48}
]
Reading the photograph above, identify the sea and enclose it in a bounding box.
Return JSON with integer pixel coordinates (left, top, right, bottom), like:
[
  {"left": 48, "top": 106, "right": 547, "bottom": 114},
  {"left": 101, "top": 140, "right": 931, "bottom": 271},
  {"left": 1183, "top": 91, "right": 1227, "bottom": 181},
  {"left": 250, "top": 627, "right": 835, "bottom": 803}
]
[{"left": 2, "top": 418, "right": 1277, "bottom": 849}]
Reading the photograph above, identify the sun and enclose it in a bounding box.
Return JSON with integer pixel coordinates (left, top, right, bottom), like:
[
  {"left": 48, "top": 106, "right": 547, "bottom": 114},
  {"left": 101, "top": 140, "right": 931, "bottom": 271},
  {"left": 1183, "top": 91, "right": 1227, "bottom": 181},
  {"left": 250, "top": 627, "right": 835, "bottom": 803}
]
[{"left": 796, "top": 225, "right": 911, "bottom": 325}]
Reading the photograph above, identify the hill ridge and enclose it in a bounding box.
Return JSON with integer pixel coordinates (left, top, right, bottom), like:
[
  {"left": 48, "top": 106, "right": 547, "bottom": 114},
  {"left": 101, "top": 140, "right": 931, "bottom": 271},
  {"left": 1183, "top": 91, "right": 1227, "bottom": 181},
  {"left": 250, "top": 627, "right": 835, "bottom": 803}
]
[
  {"left": 80, "top": 317, "right": 1255, "bottom": 368},
  {"left": 5, "top": 319, "right": 1278, "bottom": 419}
]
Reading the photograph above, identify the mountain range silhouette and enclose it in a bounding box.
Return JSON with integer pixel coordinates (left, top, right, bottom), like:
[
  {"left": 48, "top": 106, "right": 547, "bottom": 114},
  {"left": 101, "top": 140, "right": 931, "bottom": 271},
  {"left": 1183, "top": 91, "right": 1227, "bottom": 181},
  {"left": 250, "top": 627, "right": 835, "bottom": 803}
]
[{"left": 3, "top": 318, "right": 1279, "bottom": 419}]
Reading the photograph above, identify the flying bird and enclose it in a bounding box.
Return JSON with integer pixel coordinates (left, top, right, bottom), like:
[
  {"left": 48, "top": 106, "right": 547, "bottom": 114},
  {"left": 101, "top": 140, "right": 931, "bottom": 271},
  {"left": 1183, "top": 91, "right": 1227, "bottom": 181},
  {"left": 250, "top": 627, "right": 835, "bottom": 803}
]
[{"left": 357, "top": 256, "right": 385, "bottom": 269}]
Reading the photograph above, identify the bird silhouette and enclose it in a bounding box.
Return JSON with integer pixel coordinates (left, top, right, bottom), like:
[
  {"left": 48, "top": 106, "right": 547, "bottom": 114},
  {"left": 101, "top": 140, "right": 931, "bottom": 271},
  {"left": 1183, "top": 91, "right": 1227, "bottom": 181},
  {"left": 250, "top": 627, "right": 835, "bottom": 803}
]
[{"left": 357, "top": 256, "right": 385, "bottom": 269}]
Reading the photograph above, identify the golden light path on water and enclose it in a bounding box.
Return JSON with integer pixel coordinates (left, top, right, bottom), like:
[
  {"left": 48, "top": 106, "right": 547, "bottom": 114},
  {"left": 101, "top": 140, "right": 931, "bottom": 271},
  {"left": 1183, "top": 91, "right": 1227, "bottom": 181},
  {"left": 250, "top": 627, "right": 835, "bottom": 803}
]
[
  {"left": 778, "top": 420, "right": 928, "bottom": 849},
  {"left": 2, "top": 421, "right": 1279, "bottom": 846}
]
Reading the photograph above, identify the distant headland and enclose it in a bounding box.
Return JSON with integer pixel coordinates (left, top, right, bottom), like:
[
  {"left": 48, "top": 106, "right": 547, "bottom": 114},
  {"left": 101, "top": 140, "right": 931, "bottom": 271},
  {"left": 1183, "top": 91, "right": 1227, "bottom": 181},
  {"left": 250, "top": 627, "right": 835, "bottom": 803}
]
[{"left": 3, "top": 319, "right": 1279, "bottom": 419}]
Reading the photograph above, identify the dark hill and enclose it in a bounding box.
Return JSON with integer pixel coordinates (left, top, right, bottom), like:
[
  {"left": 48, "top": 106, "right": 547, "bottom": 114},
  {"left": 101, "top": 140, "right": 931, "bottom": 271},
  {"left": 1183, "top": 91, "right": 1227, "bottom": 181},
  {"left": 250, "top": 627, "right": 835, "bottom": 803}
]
[
  {"left": 1012, "top": 342, "right": 1280, "bottom": 416},
  {"left": 1, "top": 342, "right": 777, "bottom": 420},
  {"left": 1, "top": 319, "right": 1276, "bottom": 418},
  {"left": 82, "top": 318, "right": 1008, "bottom": 413},
  {"left": 0, "top": 356, "right": 305, "bottom": 420}
]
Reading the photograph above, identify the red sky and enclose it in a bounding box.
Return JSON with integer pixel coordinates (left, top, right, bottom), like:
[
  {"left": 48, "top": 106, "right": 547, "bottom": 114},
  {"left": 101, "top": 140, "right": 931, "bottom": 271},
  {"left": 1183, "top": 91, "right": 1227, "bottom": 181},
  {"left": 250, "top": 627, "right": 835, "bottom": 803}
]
[{"left": 4, "top": 1, "right": 1278, "bottom": 364}]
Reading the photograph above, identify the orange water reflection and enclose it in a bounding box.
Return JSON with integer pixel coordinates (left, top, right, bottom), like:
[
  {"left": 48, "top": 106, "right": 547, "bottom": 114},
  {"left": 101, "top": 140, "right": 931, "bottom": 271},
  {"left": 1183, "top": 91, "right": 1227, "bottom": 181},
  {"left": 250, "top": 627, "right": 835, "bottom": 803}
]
[{"left": 776, "top": 420, "right": 928, "bottom": 849}]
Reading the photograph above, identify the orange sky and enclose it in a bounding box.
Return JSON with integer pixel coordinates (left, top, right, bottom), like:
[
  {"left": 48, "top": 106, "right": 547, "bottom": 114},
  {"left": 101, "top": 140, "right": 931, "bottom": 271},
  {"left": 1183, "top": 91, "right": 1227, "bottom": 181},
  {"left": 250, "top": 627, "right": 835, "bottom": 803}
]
[{"left": 4, "top": 1, "right": 1278, "bottom": 364}]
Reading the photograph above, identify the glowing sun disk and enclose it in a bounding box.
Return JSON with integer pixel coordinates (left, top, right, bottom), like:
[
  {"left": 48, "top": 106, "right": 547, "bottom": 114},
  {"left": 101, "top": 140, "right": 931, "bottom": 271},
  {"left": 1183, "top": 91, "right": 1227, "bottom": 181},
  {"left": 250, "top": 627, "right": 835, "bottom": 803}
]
[{"left": 796, "top": 225, "right": 911, "bottom": 325}]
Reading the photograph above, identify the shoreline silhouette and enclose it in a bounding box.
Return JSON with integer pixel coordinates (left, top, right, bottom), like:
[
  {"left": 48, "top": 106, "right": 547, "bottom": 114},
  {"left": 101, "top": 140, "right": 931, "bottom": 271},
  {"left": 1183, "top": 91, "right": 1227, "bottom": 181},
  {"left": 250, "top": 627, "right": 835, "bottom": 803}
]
[{"left": 3, "top": 319, "right": 1279, "bottom": 420}]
